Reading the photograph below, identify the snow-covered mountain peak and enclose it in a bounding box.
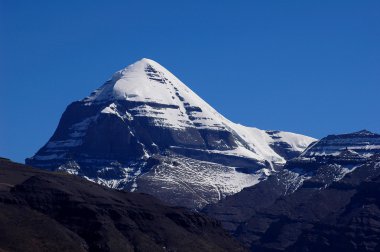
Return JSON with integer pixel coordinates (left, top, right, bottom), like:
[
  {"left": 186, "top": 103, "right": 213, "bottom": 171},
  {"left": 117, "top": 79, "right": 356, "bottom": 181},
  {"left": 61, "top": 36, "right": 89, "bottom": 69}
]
[
  {"left": 117, "top": 57, "right": 167, "bottom": 77},
  {"left": 78, "top": 58, "right": 317, "bottom": 164},
  {"left": 27, "top": 58, "right": 317, "bottom": 209},
  {"left": 32, "top": 58, "right": 317, "bottom": 165},
  {"left": 82, "top": 58, "right": 232, "bottom": 132},
  {"left": 84, "top": 58, "right": 190, "bottom": 104}
]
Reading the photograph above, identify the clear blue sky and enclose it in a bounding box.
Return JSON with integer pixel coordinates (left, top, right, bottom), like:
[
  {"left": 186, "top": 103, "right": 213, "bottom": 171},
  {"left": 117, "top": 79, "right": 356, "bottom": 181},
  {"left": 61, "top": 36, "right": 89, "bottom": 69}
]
[{"left": 1, "top": 1, "right": 379, "bottom": 162}]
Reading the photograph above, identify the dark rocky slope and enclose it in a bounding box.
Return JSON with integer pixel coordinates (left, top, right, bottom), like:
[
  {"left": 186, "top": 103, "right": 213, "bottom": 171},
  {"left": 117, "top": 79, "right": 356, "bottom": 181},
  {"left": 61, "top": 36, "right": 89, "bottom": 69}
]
[
  {"left": 0, "top": 158, "right": 244, "bottom": 252},
  {"left": 239, "top": 156, "right": 380, "bottom": 252},
  {"left": 203, "top": 170, "right": 295, "bottom": 233},
  {"left": 204, "top": 131, "right": 380, "bottom": 251}
]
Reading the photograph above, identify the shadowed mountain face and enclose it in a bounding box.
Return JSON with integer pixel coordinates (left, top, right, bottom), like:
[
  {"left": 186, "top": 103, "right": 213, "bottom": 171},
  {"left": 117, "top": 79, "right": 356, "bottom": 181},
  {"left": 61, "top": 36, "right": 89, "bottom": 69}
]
[
  {"left": 238, "top": 156, "right": 380, "bottom": 252},
  {"left": 204, "top": 131, "right": 380, "bottom": 251},
  {"left": 0, "top": 158, "right": 245, "bottom": 252},
  {"left": 26, "top": 58, "right": 315, "bottom": 209}
]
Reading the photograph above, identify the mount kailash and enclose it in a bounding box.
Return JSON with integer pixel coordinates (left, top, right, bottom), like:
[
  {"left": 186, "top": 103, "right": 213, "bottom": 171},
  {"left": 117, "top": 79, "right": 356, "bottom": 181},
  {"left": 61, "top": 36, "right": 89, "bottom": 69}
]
[{"left": 26, "top": 58, "right": 316, "bottom": 209}]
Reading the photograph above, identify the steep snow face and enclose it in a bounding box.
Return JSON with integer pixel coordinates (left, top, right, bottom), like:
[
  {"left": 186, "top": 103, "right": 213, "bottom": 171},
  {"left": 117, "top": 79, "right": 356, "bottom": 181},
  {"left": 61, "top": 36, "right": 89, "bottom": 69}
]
[
  {"left": 225, "top": 124, "right": 316, "bottom": 164},
  {"left": 27, "top": 58, "right": 316, "bottom": 209},
  {"left": 268, "top": 131, "right": 317, "bottom": 153}
]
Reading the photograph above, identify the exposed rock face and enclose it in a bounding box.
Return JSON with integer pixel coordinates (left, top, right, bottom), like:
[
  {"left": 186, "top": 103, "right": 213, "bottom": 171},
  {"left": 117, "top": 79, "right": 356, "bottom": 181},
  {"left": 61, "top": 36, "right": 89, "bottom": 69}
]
[
  {"left": 0, "top": 158, "right": 245, "bottom": 252},
  {"left": 204, "top": 131, "right": 380, "bottom": 251},
  {"left": 26, "top": 58, "right": 315, "bottom": 209}
]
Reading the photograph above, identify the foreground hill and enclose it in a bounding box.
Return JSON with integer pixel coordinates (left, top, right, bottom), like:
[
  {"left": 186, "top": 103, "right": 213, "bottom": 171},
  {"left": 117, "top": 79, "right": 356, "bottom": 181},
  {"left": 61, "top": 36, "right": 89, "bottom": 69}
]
[
  {"left": 26, "top": 58, "right": 315, "bottom": 209},
  {"left": 0, "top": 158, "right": 244, "bottom": 252}
]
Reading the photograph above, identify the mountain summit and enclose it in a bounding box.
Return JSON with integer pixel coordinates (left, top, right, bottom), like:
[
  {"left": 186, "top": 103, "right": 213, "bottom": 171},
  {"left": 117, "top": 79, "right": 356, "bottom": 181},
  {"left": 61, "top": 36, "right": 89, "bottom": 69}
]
[
  {"left": 83, "top": 58, "right": 247, "bottom": 132},
  {"left": 26, "top": 58, "right": 316, "bottom": 208}
]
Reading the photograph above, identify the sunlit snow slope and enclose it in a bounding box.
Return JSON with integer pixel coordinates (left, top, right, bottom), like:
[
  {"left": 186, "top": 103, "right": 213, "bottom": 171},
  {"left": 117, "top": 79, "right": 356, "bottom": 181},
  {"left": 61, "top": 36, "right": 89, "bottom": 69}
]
[{"left": 27, "top": 58, "right": 316, "bottom": 208}]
